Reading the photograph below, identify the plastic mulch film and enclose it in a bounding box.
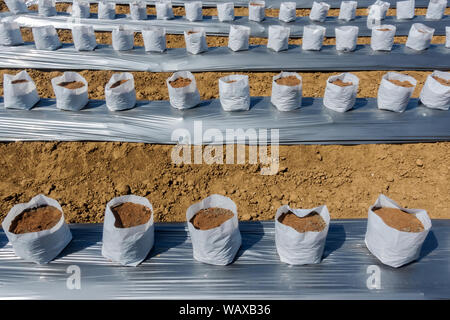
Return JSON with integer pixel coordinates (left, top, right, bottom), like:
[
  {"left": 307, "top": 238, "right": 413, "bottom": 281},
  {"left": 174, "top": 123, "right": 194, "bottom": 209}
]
[
  {"left": 0, "top": 97, "right": 449, "bottom": 144},
  {"left": 0, "top": 220, "right": 448, "bottom": 299},
  {"left": 2, "top": 11, "right": 450, "bottom": 37},
  {"left": 26, "top": 0, "right": 434, "bottom": 9},
  {"left": 0, "top": 43, "right": 448, "bottom": 72}
]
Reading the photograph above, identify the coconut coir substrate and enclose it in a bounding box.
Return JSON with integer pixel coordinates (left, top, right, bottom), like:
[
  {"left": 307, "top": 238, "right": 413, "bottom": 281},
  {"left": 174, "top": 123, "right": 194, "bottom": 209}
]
[
  {"left": 373, "top": 207, "right": 424, "bottom": 232},
  {"left": 278, "top": 211, "right": 326, "bottom": 233},
  {"left": 332, "top": 79, "right": 353, "bottom": 87},
  {"left": 110, "top": 79, "right": 129, "bottom": 89},
  {"left": 111, "top": 202, "right": 152, "bottom": 228},
  {"left": 276, "top": 76, "right": 301, "bottom": 86},
  {"left": 432, "top": 75, "right": 450, "bottom": 86},
  {"left": 388, "top": 79, "right": 414, "bottom": 87},
  {"left": 190, "top": 207, "right": 234, "bottom": 230},
  {"left": 58, "top": 81, "right": 85, "bottom": 89},
  {"left": 11, "top": 79, "right": 28, "bottom": 84},
  {"left": 9, "top": 205, "right": 62, "bottom": 234},
  {"left": 169, "top": 77, "right": 192, "bottom": 88}
]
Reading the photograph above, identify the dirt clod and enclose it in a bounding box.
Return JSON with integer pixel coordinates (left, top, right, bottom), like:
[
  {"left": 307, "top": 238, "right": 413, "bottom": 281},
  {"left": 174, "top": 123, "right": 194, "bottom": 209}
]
[
  {"left": 9, "top": 205, "right": 62, "bottom": 234},
  {"left": 332, "top": 79, "right": 353, "bottom": 87},
  {"left": 278, "top": 211, "right": 326, "bottom": 233},
  {"left": 276, "top": 76, "right": 301, "bottom": 86},
  {"left": 58, "top": 81, "right": 85, "bottom": 89},
  {"left": 169, "top": 77, "right": 192, "bottom": 88},
  {"left": 190, "top": 207, "right": 234, "bottom": 230},
  {"left": 110, "top": 79, "right": 128, "bottom": 89},
  {"left": 388, "top": 79, "right": 414, "bottom": 87},
  {"left": 373, "top": 207, "right": 424, "bottom": 232},
  {"left": 111, "top": 202, "right": 152, "bottom": 228}
]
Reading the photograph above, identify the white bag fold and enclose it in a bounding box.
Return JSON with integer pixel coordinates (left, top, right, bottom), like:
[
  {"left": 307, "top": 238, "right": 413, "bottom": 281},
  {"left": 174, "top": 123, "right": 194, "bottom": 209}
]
[
  {"left": 419, "top": 70, "right": 450, "bottom": 110},
  {"left": 335, "top": 26, "right": 359, "bottom": 52},
  {"left": 0, "top": 21, "right": 23, "bottom": 46},
  {"left": 186, "top": 194, "right": 242, "bottom": 266},
  {"left": 102, "top": 195, "right": 154, "bottom": 266},
  {"left": 38, "top": 0, "right": 56, "bottom": 17},
  {"left": 142, "top": 27, "right": 166, "bottom": 52},
  {"left": 112, "top": 27, "right": 134, "bottom": 51},
  {"left": 248, "top": 1, "right": 265, "bottom": 22},
  {"left": 228, "top": 25, "right": 250, "bottom": 52},
  {"left": 309, "top": 1, "right": 330, "bottom": 22},
  {"left": 32, "top": 25, "right": 61, "bottom": 50},
  {"left": 275, "top": 204, "right": 330, "bottom": 265},
  {"left": 365, "top": 194, "right": 431, "bottom": 268},
  {"left": 338, "top": 1, "right": 357, "bottom": 21},
  {"left": 184, "top": 28, "right": 208, "bottom": 54},
  {"left": 130, "top": 1, "right": 147, "bottom": 20},
  {"left": 105, "top": 72, "right": 136, "bottom": 111},
  {"left": 98, "top": 1, "right": 116, "bottom": 20},
  {"left": 5, "top": 0, "right": 28, "bottom": 14},
  {"left": 51, "top": 71, "right": 88, "bottom": 111},
  {"left": 377, "top": 72, "right": 417, "bottom": 112},
  {"left": 72, "top": 0, "right": 90, "bottom": 18},
  {"left": 166, "top": 71, "right": 201, "bottom": 109},
  {"left": 396, "top": 0, "right": 415, "bottom": 20},
  {"left": 185, "top": 1, "right": 202, "bottom": 21},
  {"left": 447, "top": 26, "right": 450, "bottom": 48},
  {"left": 72, "top": 25, "right": 97, "bottom": 51},
  {"left": 217, "top": 2, "right": 234, "bottom": 21},
  {"left": 219, "top": 75, "right": 250, "bottom": 111},
  {"left": 302, "top": 25, "right": 325, "bottom": 51},
  {"left": 267, "top": 25, "right": 290, "bottom": 52},
  {"left": 425, "top": 0, "right": 446, "bottom": 20},
  {"left": 405, "top": 23, "right": 435, "bottom": 51},
  {"left": 3, "top": 70, "right": 40, "bottom": 110},
  {"left": 271, "top": 72, "right": 302, "bottom": 111},
  {"left": 370, "top": 25, "right": 396, "bottom": 51},
  {"left": 279, "top": 2, "right": 296, "bottom": 22},
  {"left": 1, "top": 194, "right": 72, "bottom": 264},
  {"left": 156, "top": 0, "right": 174, "bottom": 20},
  {"left": 323, "top": 72, "right": 359, "bottom": 112}
]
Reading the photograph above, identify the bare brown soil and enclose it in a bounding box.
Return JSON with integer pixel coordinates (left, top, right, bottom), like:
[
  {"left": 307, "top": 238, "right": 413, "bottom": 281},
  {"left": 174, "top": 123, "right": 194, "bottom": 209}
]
[
  {"left": 388, "top": 79, "right": 414, "bottom": 88},
  {"left": 58, "top": 81, "right": 85, "bottom": 89},
  {"left": 9, "top": 205, "right": 61, "bottom": 234},
  {"left": 11, "top": 79, "right": 28, "bottom": 84},
  {"left": 190, "top": 207, "right": 234, "bottom": 230},
  {"left": 169, "top": 77, "right": 191, "bottom": 88},
  {"left": 110, "top": 79, "right": 128, "bottom": 89},
  {"left": 187, "top": 31, "right": 199, "bottom": 35},
  {"left": 432, "top": 75, "right": 450, "bottom": 86},
  {"left": 225, "top": 80, "right": 237, "bottom": 84},
  {"left": 111, "top": 202, "right": 152, "bottom": 228},
  {"left": 278, "top": 211, "right": 326, "bottom": 232},
  {"left": 275, "top": 76, "right": 301, "bottom": 86},
  {"left": 373, "top": 207, "right": 424, "bottom": 232},
  {"left": 377, "top": 28, "right": 392, "bottom": 32},
  {"left": 332, "top": 79, "right": 353, "bottom": 87}
]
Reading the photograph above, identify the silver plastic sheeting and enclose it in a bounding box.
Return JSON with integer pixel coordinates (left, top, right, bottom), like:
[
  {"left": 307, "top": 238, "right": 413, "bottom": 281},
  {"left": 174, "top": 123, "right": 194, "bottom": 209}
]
[
  {"left": 0, "top": 43, "right": 449, "bottom": 72},
  {"left": 3, "top": 11, "right": 450, "bottom": 37},
  {"left": 43, "top": 0, "right": 432, "bottom": 9},
  {"left": 1, "top": 97, "right": 450, "bottom": 144},
  {"left": 0, "top": 220, "right": 448, "bottom": 299}
]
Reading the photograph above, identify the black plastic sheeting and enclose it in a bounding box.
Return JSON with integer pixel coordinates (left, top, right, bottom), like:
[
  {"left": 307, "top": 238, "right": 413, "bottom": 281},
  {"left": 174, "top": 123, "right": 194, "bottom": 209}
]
[
  {"left": 0, "top": 43, "right": 449, "bottom": 72},
  {"left": 48, "top": 0, "right": 434, "bottom": 9},
  {"left": 1, "top": 97, "right": 449, "bottom": 144},
  {"left": 0, "top": 220, "right": 448, "bottom": 299},
  {"left": 3, "top": 11, "right": 450, "bottom": 37}
]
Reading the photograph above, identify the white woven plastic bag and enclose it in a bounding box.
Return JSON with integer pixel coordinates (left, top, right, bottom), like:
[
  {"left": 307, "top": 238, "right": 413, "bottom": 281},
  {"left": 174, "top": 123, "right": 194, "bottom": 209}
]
[
  {"left": 217, "top": 2, "right": 234, "bottom": 21},
  {"left": 371, "top": 25, "right": 396, "bottom": 51},
  {"left": 0, "top": 21, "right": 23, "bottom": 46},
  {"left": 377, "top": 72, "right": 417, "bottom": 112},
  {"left": 279, "top": 2, "right": 296, "bottom": 22},
  {"left": 228, "top": 25, "right": 250, "bottom": 52},
  {"left": 396, "top": 0, "right": 415, "bottom": 20},
  {"left": 156, "top": 0, "right": 174, "bottom": 20},
  {"left": 3, "top": 70, "right": 40, "bottom": 110},
  {"left": 219, "top": 75, "right": 250, "bottom": 111},
  {"left": 130, "top": 1, "right": 147, "bottom": 20},
  {"left": 98, "top": 1, "right": 116, "bottom": 19},
  {"left": 5, "top": 0, "right": 28, "bottom": 14},
  {"left": 425, "top": 0, "right": 446, "bottom": 20},
  {"left": 184, "top": 28, "right": 208, "bottom": 54},
  {"left": 302, "top": 25, "right": 325, "bottom": 51},
  {"left": 405, "top": 23, "right": 435, "bottom": 51},
  {"left": 112, "top": 27, "right": 134, "bottom": 51},
  {"left": 72, "top": 0, "right": 90, "bottom": 18},
  {"left": 338, "top": 1, "right": 357, "bottom": 21},
  {"left": 102, "top": 195, "right": 154, "bottom": 266},
  {"left": 267, "top": 25, "right": 290, "bottom": 52},
  {"left": 51, "top": 71, "right": 88, "bottom": 111},
  {"left": 365, "top": 194, "right": 431, "bottom": 268},
  {"left": 447, "top": 27, "right": 450, "bottom": 48},
  {"left": 419, "top": 70, "right": 450, "bottom": 110},
  {"left": 166, "top": 71, "right": 201, "bottom": 109},
  {"left": 1, "top": 194, "right": 72, "bottom": 264},
  {"left": 309, "top": 1, "right": 330, "bottom": 22},
  {"left": 323, "top": 72, "right": 359, "bottom": 112},
  {"left": 271, "top": 72, "right": 302, "bottom": 111},
  {"left": 38, "top": 0, "right": 56, "bottom": 17},
  {"left": 142, "top": 27, "right": 166, "bottom": 52},
  {"left": 275, "top": 204, "right": 330, "bottom": 265},
  {"left": 248, "top": 1, "right": 265, "bottom": 22},
  {"left": 368, "top": 0, "right": 390, "bottom": 20},
  {"left": 185, "top": 1, "right": 202, "bottom": 21},
  {"left": 72, "top": 25, "right": 97, "bottom": 51},
  {"left": 186, "top": 194, "right": 242, "bottom": 266},
  {"left": 32, "top": 25, "right": 61, "bottom": 50},
  {"left": 335, "top": 26, "right": 359, "bottom": 52},
  {"left": 105, "top": 72, "right": 136, "bottom": 111}
]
